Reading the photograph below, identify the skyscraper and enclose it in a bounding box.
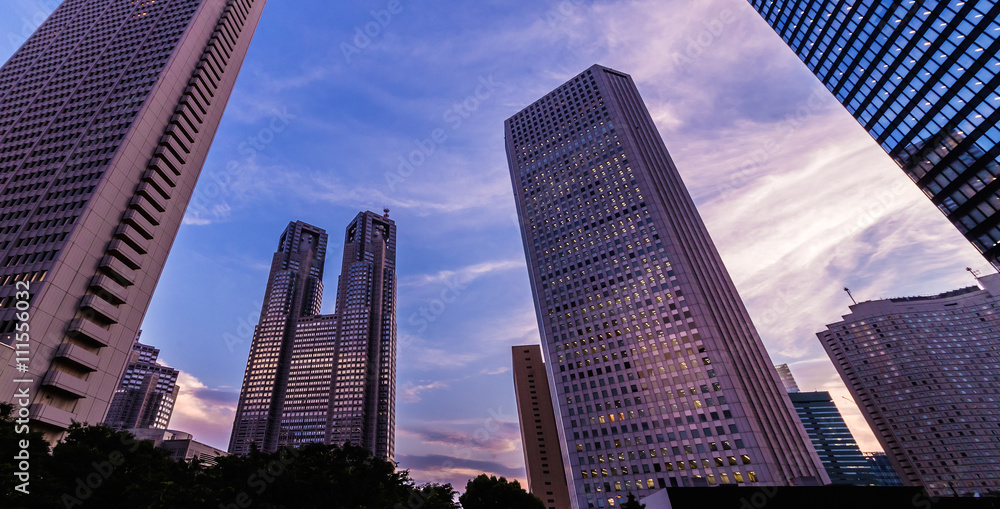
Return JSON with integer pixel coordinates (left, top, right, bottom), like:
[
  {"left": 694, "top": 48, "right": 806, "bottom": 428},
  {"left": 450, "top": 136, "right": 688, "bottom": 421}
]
[
  {"left": 104, "top": 334, "right": 180, "bottom": 431},
  {"left": 513, "top": 345, "right": 572, "bottom": 509},
  {"left": 775, "top": 365, "right": 875, "bottom": 486},
  {"left": 817, "top": 273, "right": 1000, "bottom": 496},
  {"left": 230, "top": 221, "right": 329, "bottom": 455},
  {"left": 504, "top": 64, "right": 828, "bottom": 508},
  {"left": 229, "top": 212, "right": 397, "bottom": 461},
  {"left": 326, "top": 211, "right": 397, "bottom": 462},
  {"left": 748, "top": 1, "right": 1000, "bottom": 268},
  {"left": 0, "top": 0, "right": 268, "bottom": 440}
]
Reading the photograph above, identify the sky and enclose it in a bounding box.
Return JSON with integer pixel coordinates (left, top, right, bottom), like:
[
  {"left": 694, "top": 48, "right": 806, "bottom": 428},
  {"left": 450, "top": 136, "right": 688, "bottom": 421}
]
[{"left": 1, "top": 0, "right": 991, "bottom": 491}]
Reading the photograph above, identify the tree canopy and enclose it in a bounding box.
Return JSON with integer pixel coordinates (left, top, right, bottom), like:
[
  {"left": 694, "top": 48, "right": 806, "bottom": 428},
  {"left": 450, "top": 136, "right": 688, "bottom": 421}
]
[
  {"left": 1, "top": 405, "right": 461, "bottom": 509},
  {"left": 459, "top": 474, "right": 545, "bottom": 509}
]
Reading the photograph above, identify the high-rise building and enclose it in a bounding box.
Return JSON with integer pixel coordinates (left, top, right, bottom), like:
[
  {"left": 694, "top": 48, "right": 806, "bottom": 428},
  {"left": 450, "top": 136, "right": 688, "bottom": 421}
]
[
  {"left": 504, "top": 64, "right": 828, "bottom": 508},
  {"left": 817, "top": 273, "right": 1000, "bottom": 496},
  {"left": 0, "top": 0, "right": 268, "bottom": 440},
  {"left": 864, "top": 452, "right": 904, "bottom": 488},
  {"left": 104, "top": 334, "right": 180, "bottom": 430},
  {"left": 774, "top": 363, "right": 800, "bottom": 393},
  {"left": 748, "top": 1, "right": 1000, "bottom": 268},
  {"left": 775, "top": 364, "right": 875, "bottom": 485},
  {"left": 326, "top": 211, "right": 397, "bottom": 462},
  {"left": 513, "top": 345, "right": 572, "bottom": 509},
  {"left": 229, "top": 212, "right": 397, "bottom": 461},
  {"left": 230, "top": 221, "right": 329, "bottom": 455}
]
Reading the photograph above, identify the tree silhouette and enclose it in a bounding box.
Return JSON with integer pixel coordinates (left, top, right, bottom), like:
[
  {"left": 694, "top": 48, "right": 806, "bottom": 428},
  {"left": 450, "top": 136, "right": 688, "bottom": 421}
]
[
  {"left": 459, "top": 474, "right": 545, "bottom": 509},
  {"left": 622, "top": 492, "right": 646, "bottom": 509}
]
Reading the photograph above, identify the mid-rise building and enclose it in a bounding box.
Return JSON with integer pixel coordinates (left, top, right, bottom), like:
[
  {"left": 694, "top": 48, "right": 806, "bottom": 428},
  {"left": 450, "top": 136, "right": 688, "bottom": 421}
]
[
  {"left": 230, "top": 212, "right": 397, "bottom": 461},
  {"left": 817, "top": 273, "right": 1000, "bottom": 496},
  {"left": 0, "top": 0, "right": 268, "bottom": 440},
  {"left": 513, "top": 345, "right": 573, "bottom": 509},
  {"left": 775, "top": 364, "right": 800, "bottom": 393},
  {"left": 128, "top": 428, "right": 228, "bottom": 467},
  {"left": 748, "top": 1, "right": 1000, "bottom": 269},
  {"left": 775, "top": 364, "right": 875, "bottom": 486},
  {"left": 787, "top": 391, "right": 876, "bottom": 486},
  {"left": 505, "top": 64, "right": 828, "bottom": 508},
  {"left": 864, "top": 452, "right": 904, "bottom": 488},
  {"left": 104, "top": 334, "right": 180, "bottom": 430}
]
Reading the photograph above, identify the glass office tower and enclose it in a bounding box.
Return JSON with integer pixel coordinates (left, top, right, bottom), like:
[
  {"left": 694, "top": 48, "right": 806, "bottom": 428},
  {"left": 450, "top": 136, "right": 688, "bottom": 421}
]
[{"left": 749, "top": 1, "right": 1000, "bottom": 267}]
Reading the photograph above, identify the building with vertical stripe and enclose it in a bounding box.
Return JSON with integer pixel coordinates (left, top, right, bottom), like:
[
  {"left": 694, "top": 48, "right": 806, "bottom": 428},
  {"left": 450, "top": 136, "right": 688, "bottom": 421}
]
[
  {"left": 514, "top": 344, "right": 573, "bottom": 509},
  {"left": 505, "top": 64, "right": 828, "bottom": 508},
  {"left": 0, "top": 0, "right": 268, "bottom": 441}
]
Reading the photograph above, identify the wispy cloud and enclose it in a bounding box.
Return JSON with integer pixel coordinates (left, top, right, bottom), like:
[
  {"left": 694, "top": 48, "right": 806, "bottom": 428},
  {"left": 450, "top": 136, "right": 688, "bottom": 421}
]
[
  {"left": 165, "top": 369, "right": 239, "bottom": 450},
  {"left": 400, "top": 380, "right": 450, "bottom": 404}
]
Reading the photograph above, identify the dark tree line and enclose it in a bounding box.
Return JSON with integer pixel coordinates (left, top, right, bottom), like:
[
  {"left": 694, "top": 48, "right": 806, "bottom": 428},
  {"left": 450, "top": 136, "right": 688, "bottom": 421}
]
[{"left": 0, "top": 403, "right": 543, "bottom": 509}]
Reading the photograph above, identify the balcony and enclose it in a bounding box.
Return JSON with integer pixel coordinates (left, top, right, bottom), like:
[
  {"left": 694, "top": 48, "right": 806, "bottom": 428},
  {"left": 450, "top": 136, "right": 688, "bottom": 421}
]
[{"left": 41, "top": 369, "right": 89, "bottom": 399}]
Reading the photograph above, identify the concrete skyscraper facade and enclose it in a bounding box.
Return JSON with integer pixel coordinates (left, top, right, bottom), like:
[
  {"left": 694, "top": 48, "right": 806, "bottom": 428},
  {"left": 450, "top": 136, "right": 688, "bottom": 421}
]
[
  {"left": 505, "top": 65, "right": 827, "bottom": 508},
  {"left": 230, "top": 212, "right": 396, "bottom": 461},
  {"left": 104, "top": 334, "right": 180, "bottom": 431},
  {"left": 0, "top": 0, "right": 268, "bottom": 440},
  {"left": 749, "top": 1, "right": 1000, "bottom": 268},
  {"left": 326, "top": 211, "right": 397, "bottom": 462},
  {"left": 513, "top": 345, "right": 573, "bottom": 509},
  {"left": 230, "top": 221, "right": 329, "bottom": 455},
  {"left": 818, "top": 273, "right": 1000, "bottom": 496}
]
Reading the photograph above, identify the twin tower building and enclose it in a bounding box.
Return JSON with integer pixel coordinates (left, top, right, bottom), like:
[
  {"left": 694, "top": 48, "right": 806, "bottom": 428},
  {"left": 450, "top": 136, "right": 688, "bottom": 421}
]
[{"left": 228, "top": 213, "right": 397, "bottom": 459}]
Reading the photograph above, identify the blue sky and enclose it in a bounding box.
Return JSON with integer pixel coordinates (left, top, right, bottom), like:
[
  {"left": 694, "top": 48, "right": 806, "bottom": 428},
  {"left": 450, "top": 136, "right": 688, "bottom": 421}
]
[{"left": 3, "top": 0, "right": 990, "bottom": 490}]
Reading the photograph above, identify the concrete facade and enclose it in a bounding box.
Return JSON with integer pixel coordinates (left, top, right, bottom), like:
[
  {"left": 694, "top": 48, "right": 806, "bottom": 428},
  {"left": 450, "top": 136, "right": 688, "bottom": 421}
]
[
  {"left": 0, "top": 0, "right": 268, "bottom": 441},
  {"left": 505, "top": 64, "right": 828, "bottom": 509},
  {"left": 818, "top": 274, "right": 1000, "bottom": 496},
  {"left": 514, "top": 345, "right": 573, "bottom": 509}
]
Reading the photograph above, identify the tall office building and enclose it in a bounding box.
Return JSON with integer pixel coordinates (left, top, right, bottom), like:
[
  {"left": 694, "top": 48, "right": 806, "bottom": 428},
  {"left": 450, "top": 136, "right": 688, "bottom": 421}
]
[
  {"left": 817, "top": 273, "right": 1000, "bottom": 496},
  {"left": 505, "top": 65, "right": 828, "bottom": 508},
  {"left": 326, "top": 211, "right": 397, "bottom": 462},
  {"left": 0, "top": 0, "right": 268, "bottom": 439},
  {"left": 104, "top": 334, "right": 180, "bottom": 430},
  {"left": 229, "top": 221, "right": 329, "bottom": 455},
  {"left": 775, "top": 365, "right": 875, "bottom": 486},
  {"left": 748, "top": 1, "right": 1000, "bottom": 268},
  {"left": 229, "top": 212, "right": 397, "bottom": 461},
  {"left": 513, "top": 345, "right": 573, "bottom": 509}
]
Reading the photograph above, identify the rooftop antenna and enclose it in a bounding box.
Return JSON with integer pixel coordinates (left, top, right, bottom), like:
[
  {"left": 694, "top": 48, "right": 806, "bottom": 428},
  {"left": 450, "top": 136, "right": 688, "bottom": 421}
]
[
  {"left": 967, "top": 266, "right": 981, "bottom": 279},
  {"left": 383, "top": 207, "right": 390, "bottom": 218},
  {"left": 844, "top": 287, "right": 857, "bottom": 305}
]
